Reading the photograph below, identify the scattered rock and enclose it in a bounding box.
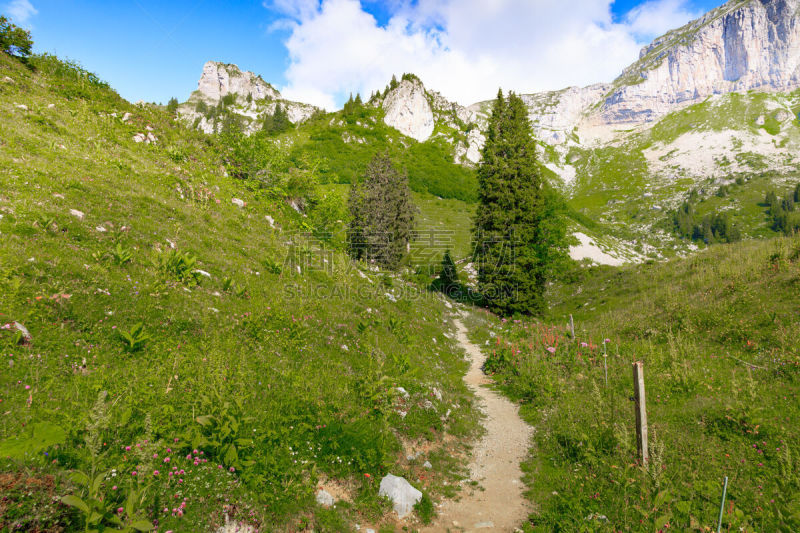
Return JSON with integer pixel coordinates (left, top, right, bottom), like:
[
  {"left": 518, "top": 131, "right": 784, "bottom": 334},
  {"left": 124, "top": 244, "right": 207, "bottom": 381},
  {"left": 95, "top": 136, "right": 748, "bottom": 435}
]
[
  {"left": 2, "top": 322, "right": 31, "bottom": 344},
  {"left": 52, "top": 193, "right": 65, "bottom": 199},
  {"left": 215, "top": 515, "right": 256, "bottom": 533},
  {"left": 315, "top": 489, "right": 336, "bottom": 507},
  {"left": 15, "top": 104, "right": 28, "bottom": 111},
  {"left": 69, "top": 209, "right": 85, "bottom": 220},
  {"left": 47, "top": 103, "right": 55, "bottom": 109},
  {"left": 755, "top": 115, "right": 766, "bottom": 126},
  {"left": 474, "top": 522, "right": 494, "bottom": 529},
  {"left": 194, "top": 269, "right": 212, "bottom": 278},
  {"left": 121, "top": 112, "right": 132, "bottom": 122},
  {"left": 378, "top": 474, "right": 422, "bottom": 519},
  {"left": 146, "top": 132, "right": 157, "bottom": 143},
  {"left": 232, "top": 198, "right": 246, "bottom": 208},
  {"left": 395, "top": 387, "right": 409, "bottom": 398},
  {"left": 2, "top": 76, "right": 14, "bottom": 83},
  {"left": 95, "top": 226, "right": 106, "bottom": 232},
  {"left": 132, "top": 133, "right": 146, "bottom": 143},
  {"left": 265, "top": 215, "right": 275, "bottom": 228}
]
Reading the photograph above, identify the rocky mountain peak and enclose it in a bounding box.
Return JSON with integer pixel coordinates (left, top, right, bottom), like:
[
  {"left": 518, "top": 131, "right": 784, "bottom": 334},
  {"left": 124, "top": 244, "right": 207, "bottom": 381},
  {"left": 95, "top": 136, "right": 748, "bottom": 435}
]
[
  {"left": 601, "top": 0, "right": 800, "bottom": 123},
  {"left": 179, "top": 61, "right": 317, "bottom": 135},
  {"left": 196, "top": 61, "right": 281, "bottom": 103},
  {"left": 381, "top": 78, "right": 435, "bottom": 142}
]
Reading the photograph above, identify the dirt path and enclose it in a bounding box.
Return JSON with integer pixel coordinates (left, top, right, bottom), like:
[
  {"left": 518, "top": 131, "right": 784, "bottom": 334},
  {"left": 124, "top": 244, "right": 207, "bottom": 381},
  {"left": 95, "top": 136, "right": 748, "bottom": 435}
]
[{"left": 423, "top": 317, "right": 533, "bottom": 532}]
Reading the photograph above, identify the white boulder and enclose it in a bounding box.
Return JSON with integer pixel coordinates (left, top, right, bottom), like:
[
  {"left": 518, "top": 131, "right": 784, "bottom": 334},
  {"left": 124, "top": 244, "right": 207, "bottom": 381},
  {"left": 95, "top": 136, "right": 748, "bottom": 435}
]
[
  {"left": 378, "top": 474, "right": 422, "bottom": 519},
  {"left": 382, "top": 79, "right": 434, "bottom": 142}
]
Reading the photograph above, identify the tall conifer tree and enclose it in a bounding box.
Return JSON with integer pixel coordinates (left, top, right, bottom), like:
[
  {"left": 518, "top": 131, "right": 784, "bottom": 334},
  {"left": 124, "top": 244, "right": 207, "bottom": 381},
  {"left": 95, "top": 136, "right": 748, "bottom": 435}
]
[
  {"left": 473, "top": 89, "right": 568, "bottom": 315},
  {"left": 347, "top": 153, "right": 417, "bottom": 270}
]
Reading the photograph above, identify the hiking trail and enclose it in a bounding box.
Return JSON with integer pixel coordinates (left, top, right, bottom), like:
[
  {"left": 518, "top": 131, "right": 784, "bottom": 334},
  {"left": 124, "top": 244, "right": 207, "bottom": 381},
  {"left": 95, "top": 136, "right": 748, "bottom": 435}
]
[{"left": 423, "top": 317, "right": 533, "bottom": 532}]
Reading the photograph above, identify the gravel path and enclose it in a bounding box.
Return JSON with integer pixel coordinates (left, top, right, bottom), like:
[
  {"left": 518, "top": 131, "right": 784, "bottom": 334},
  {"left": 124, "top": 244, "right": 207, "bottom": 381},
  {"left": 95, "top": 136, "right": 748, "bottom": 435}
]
[{"left": 423, "top": 317, "right": 533, "bottom": 532}]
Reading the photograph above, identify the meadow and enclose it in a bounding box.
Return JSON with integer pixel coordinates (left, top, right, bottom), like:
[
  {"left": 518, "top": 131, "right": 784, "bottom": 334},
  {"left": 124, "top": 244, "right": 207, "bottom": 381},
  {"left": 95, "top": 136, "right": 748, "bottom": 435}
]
[
  {"left": 0, "top": 52, "right": 480, "bottom": 531},
  {"left": 465, "top": 234, "right": 800, "bottom": 531}
]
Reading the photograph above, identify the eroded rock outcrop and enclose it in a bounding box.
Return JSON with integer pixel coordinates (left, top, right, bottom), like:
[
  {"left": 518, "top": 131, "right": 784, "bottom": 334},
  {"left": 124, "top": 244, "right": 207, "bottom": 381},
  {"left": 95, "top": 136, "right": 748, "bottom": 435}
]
[
  {"left": 382, "top": 79, "right": 435, "bottom": 142},
  {"left": 601, "top": 0, "right": 800, "bottom": 123},
  {"left": 179, "top": 61, "right": 318, "bottom": 135}
]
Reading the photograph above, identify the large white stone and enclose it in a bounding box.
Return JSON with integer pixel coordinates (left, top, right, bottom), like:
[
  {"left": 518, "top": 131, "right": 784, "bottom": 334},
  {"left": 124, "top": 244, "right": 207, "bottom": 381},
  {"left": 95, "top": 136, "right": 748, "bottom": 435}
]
[
  {"left": 197, "top": 61, "right": 280, "bottom": 103},
  {"left": 382, "top": 80, "right": 434, "bottom": 142},
  {"left": 378, "top": 474, "right": 422, "bottom": 519}
]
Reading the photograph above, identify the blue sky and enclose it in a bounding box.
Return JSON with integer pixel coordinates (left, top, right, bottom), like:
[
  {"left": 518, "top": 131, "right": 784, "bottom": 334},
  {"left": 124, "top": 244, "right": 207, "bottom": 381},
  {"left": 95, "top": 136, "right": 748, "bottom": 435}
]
[{"left": 4, "top": 0, "right": 726, "bottom": 108}]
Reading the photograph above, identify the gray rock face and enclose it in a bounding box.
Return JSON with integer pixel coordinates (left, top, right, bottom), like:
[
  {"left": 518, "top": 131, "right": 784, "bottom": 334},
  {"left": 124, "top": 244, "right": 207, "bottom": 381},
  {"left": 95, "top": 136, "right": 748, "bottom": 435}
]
[
  {"left": 180, "top": 61, "right": 318, "bottom": 135},
  {"left": 378, "top": 474, "right": 422, "bottom": 519},
  {"left": 601, "top": 0, "right": 800, "bottom": 123},
  {"left": 382, "top": 79, "right": 435, "bottom": 142},
  {"left": 197, "top": 61, "right": 280, "bottom": 103}
]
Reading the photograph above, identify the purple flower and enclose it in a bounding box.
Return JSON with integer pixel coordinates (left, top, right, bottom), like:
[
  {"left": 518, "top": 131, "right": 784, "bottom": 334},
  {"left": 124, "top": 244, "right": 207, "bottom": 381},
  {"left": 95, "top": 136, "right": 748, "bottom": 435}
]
[{"left": 546, "top": 347, "right": 556, "bottom": 354}]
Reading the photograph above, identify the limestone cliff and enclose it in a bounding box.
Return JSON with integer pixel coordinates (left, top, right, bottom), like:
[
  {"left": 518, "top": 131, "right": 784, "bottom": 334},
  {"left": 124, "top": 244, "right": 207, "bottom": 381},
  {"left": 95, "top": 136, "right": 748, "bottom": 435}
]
[
  {"left": 601, "top": 0, "right": 800, "bottom": 123},
  {"left": 179, "top": 61, "right": 318, "bottom": 135}
]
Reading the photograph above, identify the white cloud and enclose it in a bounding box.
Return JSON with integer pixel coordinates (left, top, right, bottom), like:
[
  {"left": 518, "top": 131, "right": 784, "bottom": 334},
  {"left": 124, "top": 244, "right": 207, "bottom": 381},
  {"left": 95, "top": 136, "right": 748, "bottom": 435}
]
[
  {"left": 625, "top": 0, "right": 701, "bottom": 37},
  {"left": 268, "top": 0, "right": 701, "bottom": 110},
  {"left": 5, "top": 0, "right": 37, "bottom": 25}
]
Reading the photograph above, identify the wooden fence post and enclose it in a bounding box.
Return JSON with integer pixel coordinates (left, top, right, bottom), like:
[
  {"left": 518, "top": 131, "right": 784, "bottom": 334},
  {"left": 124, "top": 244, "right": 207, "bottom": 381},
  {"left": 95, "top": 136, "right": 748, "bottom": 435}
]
[
  {"left": 632, "top": 361, "right": 648, "bottom": 463},
  {"left": 569, "top": 314, "right": 575, "bottom": 339}
]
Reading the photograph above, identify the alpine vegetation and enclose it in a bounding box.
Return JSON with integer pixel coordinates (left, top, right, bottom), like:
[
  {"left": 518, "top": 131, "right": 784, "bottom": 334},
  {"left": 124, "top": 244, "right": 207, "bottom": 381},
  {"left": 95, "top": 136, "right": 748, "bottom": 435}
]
[{"left": 473, "top": 90, "right": 569, "bottom": 315}]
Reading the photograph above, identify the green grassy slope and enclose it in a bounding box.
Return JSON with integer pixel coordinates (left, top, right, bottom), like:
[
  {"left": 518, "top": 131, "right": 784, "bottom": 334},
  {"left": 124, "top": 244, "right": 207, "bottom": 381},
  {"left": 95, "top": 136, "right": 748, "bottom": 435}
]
[
  {"left": 0, "top": 53, "right": 479, "bottom": 531},
  {"left": 466, "top": 235, "right": 800, "bottom": 531},
  {"left": 288, "top": 104, "right": 478, "bottom": 203},
  {"left": 562, "top": 91, "right": 800, "bottom": 253}
]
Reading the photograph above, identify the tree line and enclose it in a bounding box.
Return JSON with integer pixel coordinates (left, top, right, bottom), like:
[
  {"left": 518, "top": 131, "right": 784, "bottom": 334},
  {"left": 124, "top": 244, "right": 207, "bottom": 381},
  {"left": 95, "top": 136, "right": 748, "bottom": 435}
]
[{"left": 346, "top": 89, "right": 569, "bottom": 316}]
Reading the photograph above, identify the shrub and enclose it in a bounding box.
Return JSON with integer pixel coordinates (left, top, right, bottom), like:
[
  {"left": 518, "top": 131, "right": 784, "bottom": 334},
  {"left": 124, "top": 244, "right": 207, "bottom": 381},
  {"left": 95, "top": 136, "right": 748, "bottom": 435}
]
[
  {"left": 0, "top": 16, "right": 33, "bottom": 62},
  {"left": 152, "top": 249, "right": 202, "bottom": 285}
]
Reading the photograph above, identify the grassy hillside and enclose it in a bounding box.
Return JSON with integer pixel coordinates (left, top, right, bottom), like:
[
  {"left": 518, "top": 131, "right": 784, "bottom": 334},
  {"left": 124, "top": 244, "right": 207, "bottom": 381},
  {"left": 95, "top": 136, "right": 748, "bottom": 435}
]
[
  {"left": 466, "top": 235, "right": 800, "bottom": 531},
  {"left": 287, "top": 104, "right": 478, "bottom": 203},
  {"left": 0, "top": 52, "right": 480, "bottom": 531}
]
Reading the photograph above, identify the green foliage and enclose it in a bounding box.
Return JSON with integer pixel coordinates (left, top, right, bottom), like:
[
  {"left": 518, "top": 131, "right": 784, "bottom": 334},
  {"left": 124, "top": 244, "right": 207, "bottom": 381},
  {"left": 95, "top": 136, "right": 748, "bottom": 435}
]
[
  {"left": 165, "top": 97, "right": 178, "bottom": 116},
  {"left": 470, "top": 233, "right": 800, "bottom": 532},
  {"left": 671, "top": 200, "right": 741, "bottom": 243},
  {"left": 347, "top": 152, "right": 417, "bottom": 269},
  {"left": 111, "top": 243, "right": 133, "bottom": 265},
  {"left": 151, "top": 249, "right": 201, "bottom": 285},
  {"left": 289, "top": 106, "right": 477, "bottom": 202},
  {"left": 0, "top": 15, "right": 32, "bottom": 62},
  {"left": 0, "top": 422, "right": 66, "bottom": 459},
  {"left": 0, "top": 50, "right": 478, "bottom": 529},
  {"left": 189, "top": 392, "right": 255, "bottom": 470},
  {"left": 414, "top": 492, "right": 435, "bottom": 524},
  {"left": 262, "top": 103, "right": 292, "bottom": 135},
  {"left": 473, "top": 90, "right": 570, "bottom": 316},
  {"left": 219, "top": 130, "right": 290, "bottom": 187},
  {"left": 118, "top": 322, "right": 150, "bottom": 352},
  {"left": 765, "top": 185, "right": 800, "bottom": 235}
]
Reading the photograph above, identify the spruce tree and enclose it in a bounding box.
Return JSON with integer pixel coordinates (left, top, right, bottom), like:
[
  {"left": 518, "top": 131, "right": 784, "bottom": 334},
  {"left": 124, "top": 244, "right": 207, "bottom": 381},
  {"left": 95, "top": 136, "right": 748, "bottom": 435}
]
[
  {"left": 166, "top": 97, "right": 179, "bottom": 116},
  {"left": 472, "top": 89, "right": 568, "bottom": 315},
  {"left": 433, "top": 250, "right": 460, "bottom": 296},
  {"left": 347, "top": 153, "right": 417, "bottom": 270}
]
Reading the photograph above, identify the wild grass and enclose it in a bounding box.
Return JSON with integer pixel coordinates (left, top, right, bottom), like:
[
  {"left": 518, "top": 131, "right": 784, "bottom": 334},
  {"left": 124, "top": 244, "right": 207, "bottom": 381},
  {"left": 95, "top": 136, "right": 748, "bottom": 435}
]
[
  {"left": 0, "top": 51, "right": 479, "bottom": 531},
  {"left": 466, "top": 234, "right": 800, "bottom": 531}
]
